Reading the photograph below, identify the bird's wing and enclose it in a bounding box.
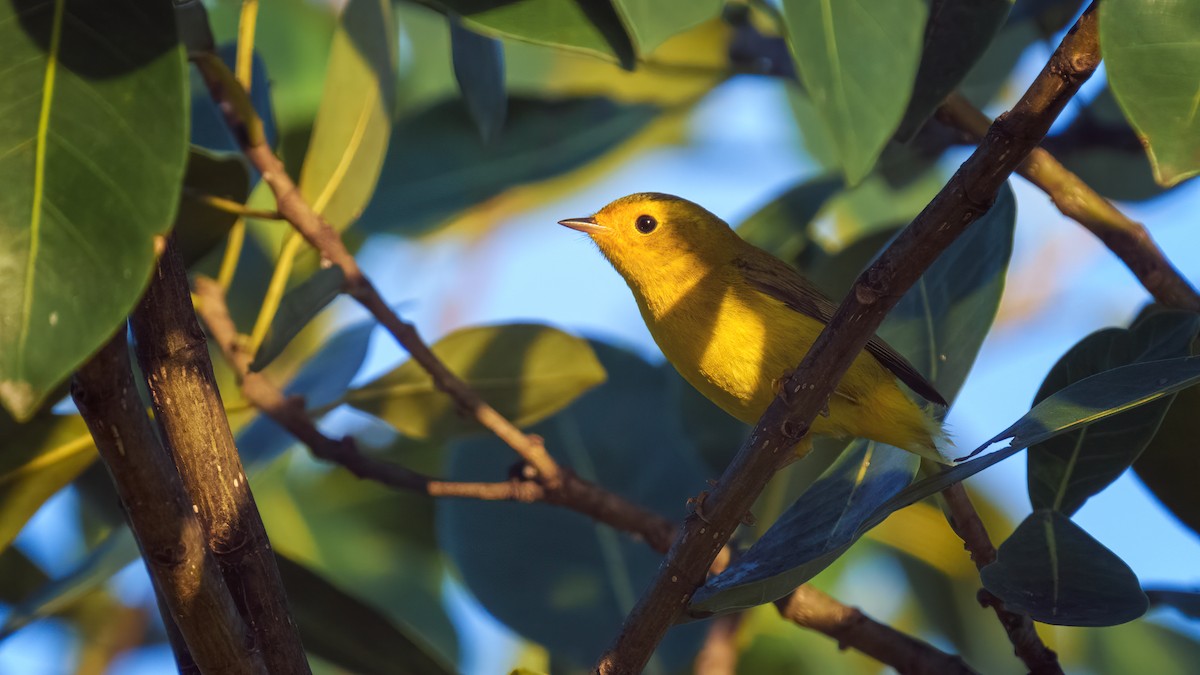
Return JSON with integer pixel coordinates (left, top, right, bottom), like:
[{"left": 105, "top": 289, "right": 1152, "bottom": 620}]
[{"left": 733, "top": 253, "right": 948, "bottom": 407}]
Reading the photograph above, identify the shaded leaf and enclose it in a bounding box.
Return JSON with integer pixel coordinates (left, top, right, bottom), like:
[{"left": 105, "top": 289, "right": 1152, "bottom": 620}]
[
  {"left": 450, "top": 20, "right": 507, "bottom": 143},
  {"left": 300, "top": 0, "right": 397, "bottom": 231},
  {"left": 428, "top": 0, "right": 636, "bottom": 69},
  {"left": 249, "top": 267, "right": 347, "bottom": 372},
  {"left": 690, "top": 441, "right": 918, "bottom": 615},
  {"left": 896, "top": 0, "right": 1012, "bottom": 139},
  {"left": 357, "top": 96, "right": 659, "bottom": 236},
  {"left": 610, "top": 0, "right": 723, "bottom": 55},
  {"left": 439, "top": 343, "right": 706, "bottom": 669},
  {"left": 277, "top": 552, "right": 454, "bottom": 675},
  {"left": 1135, "top": 376, "right": 1200, "bottom": 539},
  {"left": 980, "top": 510, "right": 1146, "bottom": 626},
  {"left": 736, "top": 175, "right": 845, "bottom": 264},
  {"left": 237, "top": 316, "right": 375, "bottom": 465},
  {"left": 0, "top": 0, "right": 189, "bottom": 420},
  {"left": 0, "top": 546, "right": 47, "bottom": 605},
  {"left": 1027, "top": 311, "right": 1200, "bottom": 515},
  {"left": 1145, "top": 588, "right": 1200, "bottom": 620},
  {"left": 0, "top": 412, "right": 96, "bottom": 554},
  {"left": 781, "top": 0, "right": 929, "bottom": 184},
  {"left": 175, "top": 149, "right": 252, "bottom": 267},
  {"left": 1101, "top": 0, "right": 1200, "bottom": 186},
  {"left": 345, "top": 324, "right": 606, "bottom": 440}
]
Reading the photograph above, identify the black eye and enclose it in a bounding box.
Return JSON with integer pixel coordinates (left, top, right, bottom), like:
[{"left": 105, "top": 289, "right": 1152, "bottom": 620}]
[{"left": 635, "top": 214, "right": 657, "bottom": 234}]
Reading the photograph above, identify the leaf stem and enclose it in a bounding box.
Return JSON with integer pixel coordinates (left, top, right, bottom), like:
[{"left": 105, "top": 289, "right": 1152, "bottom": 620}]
[
  {"left": 247, "top": 233, "right": 305, "bottom": 356},
  {"left": 236, "top": 0, "right": 259, "bottom": 91}
]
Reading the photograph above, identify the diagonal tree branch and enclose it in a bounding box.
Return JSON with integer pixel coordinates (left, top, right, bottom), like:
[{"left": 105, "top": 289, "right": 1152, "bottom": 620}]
[
  {"left": 72, "top": 328, "right": 266, "bottom": 675},
  {"left": 935, "top": 92, "right": 1200, "bottom": 312},
  {"left": 596, "top": 5, "right": 1100, "bottom": 673},
  {"left": 129, "top": 237, "right": 310, "bottom": 674}
]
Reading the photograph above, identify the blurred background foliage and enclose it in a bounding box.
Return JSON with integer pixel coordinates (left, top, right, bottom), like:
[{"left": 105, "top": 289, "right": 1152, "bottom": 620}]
[{"left": 1, "top": 0, "right": 1199, "bottom": 672}]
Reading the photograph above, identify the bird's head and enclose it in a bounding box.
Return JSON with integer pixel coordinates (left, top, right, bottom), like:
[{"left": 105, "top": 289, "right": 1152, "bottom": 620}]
[{"left": 558, "top": 193, "right": 740, "bottom": 283}]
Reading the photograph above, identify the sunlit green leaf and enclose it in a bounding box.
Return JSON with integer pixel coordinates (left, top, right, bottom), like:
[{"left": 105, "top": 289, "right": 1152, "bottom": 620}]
[
  {"left": 610, "top": 0, "right": 723, "bottom": 55},
  {"left": 345, "top": 324, "right": 606, "bottom": 440},
  {"left": 981, "top": 510, "right": 1147, "bottom": 626},
  {"left": 428, "top": 0, "right": 636, "bottom": 69},
  {"left": 781, "top": 0, "right": 928, "bottom": 184},
  {"left": 278, "top": 552, "right": 455, "bottom": 675},
  {"left": 450, "top": 20, "right": 507, "bottom": 143},
  {"left": 0, "top": 412, "right": 96, "bottom": 554},
  {"left": 1027, "top": 311, "right": 1200, "bottom": 515},
  {"left": 0, "top": 0, "right": 188, "bottom": 419},
  {"left": 300, "top": 0, "right": 397, "bottom": 231},
  {"left": 249, "top": 267, "right": 347, "bottom": 373},
  {"left": 439, "top": 343, "right": 706, "bottom": 669},
  {"left": 357, "top": 96, "right": 659, "bottom": 237},
  {"left": 896, "top": 0, "right": 1012, "bottom": 139},
  {"left": 1101, "top": 0, "right": 1200, "bottom": 186}
]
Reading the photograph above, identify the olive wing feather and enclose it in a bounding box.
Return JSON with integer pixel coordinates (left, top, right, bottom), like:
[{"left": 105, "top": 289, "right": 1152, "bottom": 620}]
[{"left": 733, "top": 254, "right": 949, "bottom": 407}]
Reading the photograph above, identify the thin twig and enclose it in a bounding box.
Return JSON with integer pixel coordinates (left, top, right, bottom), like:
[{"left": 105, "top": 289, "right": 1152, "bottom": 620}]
[
  {"left": 694, "top": 613, "right": 742, "bottom": 675},
  {"left": 129, "top": 237, "right": 310, "bottom": 674},
  {"left": 596, "top": 6, "right": 1100, "bottom": 673},
  {"left": 72, "top": 328, "right": 266, "bottom": 675},
  {"left": 935, "top": 93, "right": 1200, "bottom": 312},
  {"left": 182, "top": 187, "right": 283, "bottom": 221}
]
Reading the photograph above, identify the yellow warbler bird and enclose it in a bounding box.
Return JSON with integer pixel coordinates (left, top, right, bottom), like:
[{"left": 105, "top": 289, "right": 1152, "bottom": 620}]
[{"left": 559, "top": 193, "right": 947, "bottom": 463}]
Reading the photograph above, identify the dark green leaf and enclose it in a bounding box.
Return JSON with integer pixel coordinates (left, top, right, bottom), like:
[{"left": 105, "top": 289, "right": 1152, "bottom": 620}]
[
  {"left": 980, "top": 510, "right": 1147, "bottom": 626},
  {"left": 0, "top": 412, "right": 96, "bottom": 553},
  {"left": 175, "top": 149, "right": 252, "bottom": 267},
  {"left": 1027, "top": 312, "right": 1200, "bottom": 515},
  {"left": 450, "top": 20, "right": 507, "bottom": 143},
  {"left": 277, "top": 552, "right": 454, "bottom": 675},
  {"left": 249, "top": 267, "right": 348, "bottom": 372},
  {"left": 0, "top": 547, "right": 47, "bottom": 605},
  {"left": 300, "top": 0, "right": 397, "bottom": 231},
  {"left": 358, "top": 96, "right": 659, "bottom": 236},
  {"left": 896, "top": 0, "right": 1013, "bottom": 139},
  {"left": 439, "top": 343, "right": 707, "bottom": 669},
  {"left": 610, "top": 0, "right": 723, "bottom": 55},
  {"left": 345, "top": 323, "right": 606, "bottom": 440},
  {"left": 1145, "top": 588, "right": 1200, "bottom": 620},
  {"left": 1101, "top": 0, "right": 1200, "bottom": 186},
  {"left": 781, "top": 0, "right": 928, "bottom": 184},
  {"left": 428, "top": 0, "right": 636, "bottom": 69},
  {"left": 690, "top": 441, "right": 918, "bottom": 615},
  {"left": 736, "top": 175, "right": 845, "bottom": 264},
  {"left": 0, "top": 0, "right": 189, "bottom": 420},
  {"left": 877, "top": 183, "right": 1016, "bottom": 402},
  {"left": 1135, "top": 379, "right": 1200, "bottom": 539}
]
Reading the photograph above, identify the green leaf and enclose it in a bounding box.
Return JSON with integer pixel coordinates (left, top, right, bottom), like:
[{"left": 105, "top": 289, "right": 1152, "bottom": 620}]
[
  {"left": 0, "top": 412, "right": 96, "bottom": 554},
  {"left": 980, "top": 510, "right": 1147, "bottom": 626},
  {"left": 0, "top": 0, "right": 189, "bottom": 420},
  {"left": 877, "top": 183, "right": 1016, "bottom": 402},
  {"left": 1027, "top": 311, "right": 1200, "bottom": 515},
  {"left": 610, "top": 0, "right": 724, "bottom": 55},
  {"left": 428, "top": 0, "right": 636, "bottom": 69},
  {"left": 0, "top": 546, "right": 47, "bottom": 604},
  {"left": 781, "top": 0, "right": 929, "bottom": 184},
  {"left": 249, "top": 267, "right": 347, "bottom": 372},
  {"left": 690, "top": 440, "right": 919, "bottom": 615},
  {"left": 175, "top": 149, "right": 252, "bottom": 267},
  {"left": 1101, "top": 0, "right": 1200, "bottom": 186},
  {"left": 277, "top": 552, "right": 454, "bottom": 675},
  {"left": 736, "top": 175, "right": 845, "bottom": 264},
  {"left": 357, "top": 96, "right": 659, "bottom": 236},
  {"left": 438, "top": 343, "right": 707, "bottom": 669},
  {"left": 896, "top": 0, "right": 1013, "bottom": 139},
  {"left": 346, "top": 324, "right": 606, "bottom": 440},
  {"left": 450, "top": 20, "right": 507, "bottom": 143},
  {"left": 0, "top": 527, "right": 137, "bottom": 638},
  {"left": 299, "top": 0, "right": 397, "bottom": 231},
  {"left": 1134, "top": 374, "right": 1200, "bottom": 539}
]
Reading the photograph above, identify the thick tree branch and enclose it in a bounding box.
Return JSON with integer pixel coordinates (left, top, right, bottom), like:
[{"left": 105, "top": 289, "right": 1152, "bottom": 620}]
[
  {"left": 129, "top": 237, "right": 310, "bottom": 674},
  {"left": 71, "top": 329, "right": 265, "bottom": 675},
  {"left": 936, "top": 93, "right": 1200, "bottom": 312},
  {"left": 596, "top": 6, "right": 1099, "bottom": 673}
]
